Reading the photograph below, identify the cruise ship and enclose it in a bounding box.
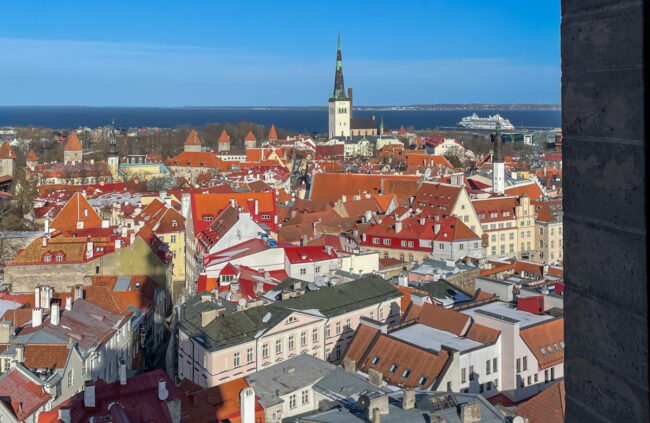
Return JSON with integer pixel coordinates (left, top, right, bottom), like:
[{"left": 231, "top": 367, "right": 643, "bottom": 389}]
[{"left": 458, "top": 113, "right": 515, "bottom": 130}]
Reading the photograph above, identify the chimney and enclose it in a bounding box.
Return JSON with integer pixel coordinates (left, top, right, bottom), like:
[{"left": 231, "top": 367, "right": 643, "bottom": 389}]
[
  {"left": 101, "top": 219, "right": 109, "bottom": 228},
  {"left": 158, "top": 379, "right": 169, "bottom": 401},
  {"left": 32, "top": 308, "right": 43, "bottom": 327},
  {"left": 460, "top": 402, "right": 481, "bottom": 423},
  {"left": 34, "top": 286, "right": 41, "bottom": 308},
  {"left": 366, "top": 393, "right": 389, "bottom": 420},
  {"left": 42, "top": 237, "right": 48, "bottom": 247},
  {"left": 411, "top": 292, "right": 427, "bottom": 306},
  {"left": 74, "top": 284, "right": 84, "bottom": 300},
  {"left": 119, "top": 360, "right": 127, "bottom": 385},
  {"left": 402, "top": 388, "right": 416, "bottom": 410},
  {"left": 240, "top": 387, "right": 255, "bottom": 423},
  {"left": 84, "top": 382, "right": 96, "bottom": 408},
  {"left": 181, "top": 193, "right": 191, "bottom": 219},
  {"left": 115, "top": 239, "right": 121, "bottom": 250},
  {"left": 395, "top": 221, "right": 402, "bottom": 233},
  {"left": 343, "top": 357, "right": 356, "bottom": 373},
  {"left": 121, "top": 227, "right": 128, "bottom": 237},
  {"left": 372, "top": 408, "right": 381, "bottom": 423},
  {"left": 65, "top": 298, "right": 72, "bottom": 311},
  {"left": 41, "top": 286, "right": 52, "bottom": 310},
  {"left": 50, "top": 301, "right": 60, "bottom": 326},
  {"left": 159, "top": 190, "right": 167, "bottom": 200},
  {"left": 0, "top": 321, "right": 13, "bottom": 343},
  {"left": 58, "top": 407, "right": 71, "bottom": 423},
  {"left": 254, "top": 199, "right": 259, "bottom": 215},
  {"left": 201, "top": 309, "right": 218, "bottom": 327},
  {"left": 368, "top": 368, "right": 383, "bottom": 387},
  {"left": 434, "top": 223, "right": 441, "bottom": 234},
  {"left": 44, "top": 219, "right": 49, "bottom": 233}
]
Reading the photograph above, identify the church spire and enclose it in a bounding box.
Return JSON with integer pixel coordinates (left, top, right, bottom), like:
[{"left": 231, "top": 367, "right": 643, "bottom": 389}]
[
  {"left": 330, "top": 32, "right": 348, "bottom": 101},
  {"left": 494, "top": 121, "right": 504, "bottom": 163}
]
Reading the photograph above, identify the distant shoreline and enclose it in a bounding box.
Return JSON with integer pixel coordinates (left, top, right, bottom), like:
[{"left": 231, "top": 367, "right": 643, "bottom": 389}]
[{"left": 0, "top": 104, "right": 561, "bottom": 111}]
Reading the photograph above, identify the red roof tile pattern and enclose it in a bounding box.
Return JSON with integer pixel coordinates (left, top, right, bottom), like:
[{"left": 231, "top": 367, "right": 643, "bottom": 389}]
[
  {"left": 0, "top": 369, "right": 52, "bottom": 421},
  {"left": 166, "top": 151, "right": 233, "bottom": 171},
  {"left": 51, "top": 192, "right": 102, "bottom": 231},
  {"left": 184, "top": 129, "right": 202, "bottom": 146},
  {"left": 23, "top": 345, "right": 71, "bottom": 369},
  {"left": 471, "top": 197, "right": 517, "bottom": 223},
  {"left": 64, "top": 132, "right": 83, "bottom": 151},
  {"left": 267, "top": 124, "right": 278, "bottom": 140},
  {"left": 310, "top": 173, "right": 421, "bottom": 202},
  {"left": 514, "top": 381, "right": 565, "bottom": 423},
  {"left": 26, "top": 149, "right": 38, "bottom": 162},
  {"left": 520, "top": 318, "right": 565, "bottom": 370},
  {"left": 504, "top": 182, "right": 544, "bottom": 201},
  {"left": 245, "top": 130, "right": 256, "bottom": 142},
  {"left": 534, "top": 198, "right": 563, "bottom": 224},
  {"left": 413, "top": 182, "right": 463, "bottom": 216},
  {"left": 466, "top": 322, "right": 500, "bottom": 344},
  {"left": 218, "top": 129, "right": 231, "bottom": 143},
  {"left": 0, "top": 141, "right": 17, "bottom": 159},
  {"left": 404, "top": 302, "right": 471, "bottom": 336},
  {"left": 344, "top": 324, "right": 450, "bottom": 389}
]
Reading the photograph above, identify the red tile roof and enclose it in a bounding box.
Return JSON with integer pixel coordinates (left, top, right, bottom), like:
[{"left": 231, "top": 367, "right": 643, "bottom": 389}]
[
  {"left": 166, "top": 151, "right": 233, "bottom": 171},
  {"left": 23, "top": 345, "right": 71, "bottom": 369},
  {"left": 534, "top": 198, "right": 563, "bottom": 224},
  {"left": 190, "top": 191, "right": 275, "bottom": 234},
  {"left": 268, "top": 124, "right": 278, "bottom": 140},
  {"left": 245, "top": 130, "right": 256, "bottom": 142},
  {"left": 514, "top": 381, "right": 565, "bottom": 423},
  {"left": 344, "top": 324, "right": 450, "bottom": 389},
  {"left": 520, "top": 318, "right": 564, "bottom": 370},
  {"left": 404, "top": 302, "right": 471, "bottom": 336},
  {"left": 0, "top": 141, "right": 17, "bottom": 159},
  {"left": 284, "top": 245, "right": 338, "bottom": 264},
  {"left": 64, "top": 132, "right": 83, "bottom": 151},
  {"left": 218, "top": 129, "right": 230, "bottom": 143},
  {"left": 504, "top": 181, "right": 544, "bottom": 201},
  {"left": 0, "top": 369, "right": 52, "bottom": 421},
  {"left": 184, "top": 129, "right": 202, "bottom": 146},
  {"left": 466, "top": 322, "right": 500, "bottom": 344},
  {"left": 26, "top": 149, "right": 38, "bottom": 162},
  {"left": 471, "top": 197, "right": 518, "bottom": 223},
  {"left": 413, "top": 182, "right": 463, "bottom": 216},
  {"left": 50, "top": 192, "right": 102, "bottom": 231},
  {"left": 310, "top": 173, "right": 420, "bottom": 202}
]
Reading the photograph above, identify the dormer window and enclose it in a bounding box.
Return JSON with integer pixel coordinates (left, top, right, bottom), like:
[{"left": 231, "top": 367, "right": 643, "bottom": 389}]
[
  {"left": 172, "top": 220, "right": 178, "bottom": 227},
  {"left": 43, "top": 254, "right": 52, "bottom": 263},
  {"left": 55, "top": 254, "right": 64, "bottom": 262}
]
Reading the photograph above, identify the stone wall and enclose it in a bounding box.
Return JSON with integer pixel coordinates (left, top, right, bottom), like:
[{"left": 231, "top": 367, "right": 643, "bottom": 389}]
[
  {"left": 562, "top": 1, "right": 648, "bottom": 421},
  {"left": 446, "top": 268, "right": 481, "bottom": 294}
]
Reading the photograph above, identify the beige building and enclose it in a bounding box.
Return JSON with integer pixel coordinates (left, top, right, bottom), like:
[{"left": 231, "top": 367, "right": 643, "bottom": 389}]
[{"left": 534, "top": 198, "right": 563, "bottom": 263}]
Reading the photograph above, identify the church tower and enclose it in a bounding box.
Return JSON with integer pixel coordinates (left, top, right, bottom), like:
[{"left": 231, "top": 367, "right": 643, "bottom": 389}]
[
  {"left": 492, "top": 121, "right": 505, "bottom": 194},
  {"left": 328, "top": 33, "right": 351, "bottom": 139},
  {"left": 107, "top": 124, "right": 120, "bottom": 180}
]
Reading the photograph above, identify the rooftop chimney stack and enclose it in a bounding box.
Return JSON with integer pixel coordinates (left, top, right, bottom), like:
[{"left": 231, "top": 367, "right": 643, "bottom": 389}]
[
  {"left": 240, "top": 387, "right": 256, "bottom": 423},
  {"left": 58, "top": 407, "right": 71, "bottom": 423},
  {"left": 460, "top": 402, "right": 482, "bottom": 423},
  {"left": 119, "top": 360, "right": 127, "bottom": 385},
  {"left": 158, "top": 379, "right": 169, "bottom": 401},
  {"left": 50, "top": 301, "right": 60, "bottom": 326},
  {"left": 32, "top": 308, "right": 43, "bottom": 327},
  {"left": 402, "top": 389, "right": 416, "bottom": 410}
]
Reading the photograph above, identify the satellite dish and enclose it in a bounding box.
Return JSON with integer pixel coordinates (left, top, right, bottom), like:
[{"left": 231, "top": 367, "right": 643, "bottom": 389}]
[
  {"left": 358, "top": 395, "right": 370, "bottom": 410},
  {"left": 307, "top": 282, "right": 317, "bottom": 291},
  {"left": 511, "top": 417, "right": 525, "bottom": 423},
  {"left": 238, "top": 299, "right": 247, "bottom": 307}
]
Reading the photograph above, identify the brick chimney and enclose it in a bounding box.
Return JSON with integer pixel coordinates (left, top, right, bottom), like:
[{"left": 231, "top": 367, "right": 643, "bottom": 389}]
[{"left": 460, "top": 402, "right": 481, "bottom": 423}]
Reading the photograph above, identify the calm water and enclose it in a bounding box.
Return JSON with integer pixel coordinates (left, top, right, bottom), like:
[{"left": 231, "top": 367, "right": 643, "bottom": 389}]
[{"left": 0, "top": 107, "right": 561, "bottom": 132}]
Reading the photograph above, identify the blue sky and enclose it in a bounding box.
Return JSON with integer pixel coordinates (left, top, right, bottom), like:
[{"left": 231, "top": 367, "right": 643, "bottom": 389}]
[{"left": 0, "top": 1, "right": 560, "bottom": 106}]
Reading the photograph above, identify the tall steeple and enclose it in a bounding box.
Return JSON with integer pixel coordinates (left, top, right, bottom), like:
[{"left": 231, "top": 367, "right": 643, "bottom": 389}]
[
  {"left": 492, "top": 121, "right": 505, "bottom": 194},
  {"left": 330, "top": 32, "right": 348, "bottom": 101},
  {"left": 108, "top": 121, "right": 118, "bottom": 157},
  {"left": 107, "top": 121, "right": 120, "bottom": 180}
]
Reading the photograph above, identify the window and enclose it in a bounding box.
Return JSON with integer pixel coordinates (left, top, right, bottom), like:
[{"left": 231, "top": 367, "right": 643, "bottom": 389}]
[
  {"left": 301, "top": 332, "right": 307, "bottom": 347},
  {"left": 371, "top": 356, "right": 380, "bottom": 365},
  {"left": 383, "top": 238, "right": 391, "bottom": 245},
  {"left": 523, "top": 356, "right": 528, "bottom": 371},
  {"left": 559, "top": 340, "right": 565, "bottom": 349},
  {"left": 459, "top": 244, "right": 464, "bottom": 250},
  {"left": 534, "top": 373, "right": 539, "bottom": 383},
  {"left": 402, "top": 369, "right": 411, "bottom": 379},
  {"left": 234, "top": 352, "right": 240, "bottom": 367},
  {"left": 469, "top": 365, "right": 474, "bottom": 381},
  {"left": 336, "top": 322, "right": 341, "bottom": 335},
  {"left": 345, "top": 318, "right": 351, "bottom": 331},
  {"left": 289, "top": 394, "right": 297, "bottom": 409},
  {"left": 479, "top": 383, "right": 484, "bottom": 393},
  {"left": 401, "top": 240, "right": 407, "bottom": 247},
  {"left": 262, "top": 344, "right": 269, "bottom": 358},
  {"left": 315, "top": 265, "right": 321, "bottom": 273},
  {"left": 67, "top": 370, "right": 73, "bottom": 387},
  {"left": 325, "top": 325, "right": 331, "bottom": 338},
  {"left": 247, "top": 348, "right": 253, "bottom": 363},
  {"left": 373, "top": 237, "right": 380, "bottom": 244},
  {"left": 288, "top": 336, "right": 295, "bottom": 350},
  {"left": 461, "top": 368, "right": 466, "bottom": 383},
  {"left": 547, "top": 345, "right": 554, "bottom": 354},
  {"left": 171, "top": 235, "right": 176, "bottom": 243},
  {"left": 389, "top": 364, "right": 398, "bottom": 373},
  {"left": 494, "top": 379, "right": 499, "bottom": 389},
  {"left": 56, "top": 254, "right": 63, "bottom": 262},
  {"left": 81, "top": 362, "right": 87, "bottom": 375},
  {"left": 286, "top": 316, "right": 297, "bottom": 324},
  {"left": 520, "top": 377, "right": 525, "bottom": 388},
  {"left": 299, "top": 268, "right": 306, "bottom": 275},
  {"left": 95, "top": 265, "right": 100, "bottom": 274},
  {"left": 275, "top": 339, "right": 282, "bottom": 354},
  {"left": 486, "top": 359, "right": 491, "bottom": 375},
  {"left": 493, "top": 358, "right": 498, "bottom": 373},
  {"left": 335, "top": 343, "right": 342, "bottom": 359},
  {"left": 312, "top": 328, "right": 318, "bottom": 343},
  {"left": 408, "top": 241, "right": 414, "bottom": 248},
  {"left": 379, "top": 308, "right": 384, "bottom": 321},
  {"left": 540, "top": 347, "right": 547, "bottom": 357},
  {"left": 301, "top": 389, "right": 309, "bottom": 405},
  {"left": 369, "top": 311, "right": 374, "bottom": 320},
  {"left": 551, "top": 367, "right": 555, "bottom": 381},
  {"left": 527, "top": 376, "right": 532, "bottom": 385},
  {"left": 419, "top": 376, "right": 428, "bottom": 386},
  {"left": 487, "top": 381, "right": 492, "bottom": 391},
  {"left": 553, "top": 342, "right": 560, "bottom": 352},
  {"left": 545, "top": 369, "right": 549, "bottom": 383},
  {"left": 447, "top": 381, "right": 452, "bottom": 391},
  {"left": 516, "top": 358, "right": 521, "bottom": 373}
]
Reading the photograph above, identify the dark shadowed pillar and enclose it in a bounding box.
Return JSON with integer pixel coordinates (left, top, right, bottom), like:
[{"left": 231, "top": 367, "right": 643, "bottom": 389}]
[{"left": 562, "top": 0, "right": 648, "bottom": 421}]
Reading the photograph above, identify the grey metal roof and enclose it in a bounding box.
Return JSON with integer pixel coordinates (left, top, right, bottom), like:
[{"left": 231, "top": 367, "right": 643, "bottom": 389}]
[
  {"left": 180, "top": 274, "right": 402, "bottom": 351},
  {"left": 114, "top": 276, "right": 132, "bottom": 292},
  {"left": 314, "top": 367, "right": 387, "bottom": 401},
  {"left": 297, "top": 391, "right": 508, "bottom": 423},
  {"left": 245, "top": 354, "right": 336, "bottom": 407}
]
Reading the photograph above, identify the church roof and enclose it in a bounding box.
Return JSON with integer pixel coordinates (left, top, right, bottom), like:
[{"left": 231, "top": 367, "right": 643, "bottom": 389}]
[
  {"left": 350, "top": 118, "right": 377, "bottom": 130},
  {"left": 26, "top": 149, "right": 38, "bottom": 162},
  {"left": 64, "top": 132, "right": 83, "bottom": 151},
  {"left": 330, "top": 33, "right": 349, "bottom": 101}
]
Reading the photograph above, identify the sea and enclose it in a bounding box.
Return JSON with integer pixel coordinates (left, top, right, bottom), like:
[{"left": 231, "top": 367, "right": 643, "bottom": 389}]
[{"left": 0, "top": 107, "right": 561, "bottom": 133}]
